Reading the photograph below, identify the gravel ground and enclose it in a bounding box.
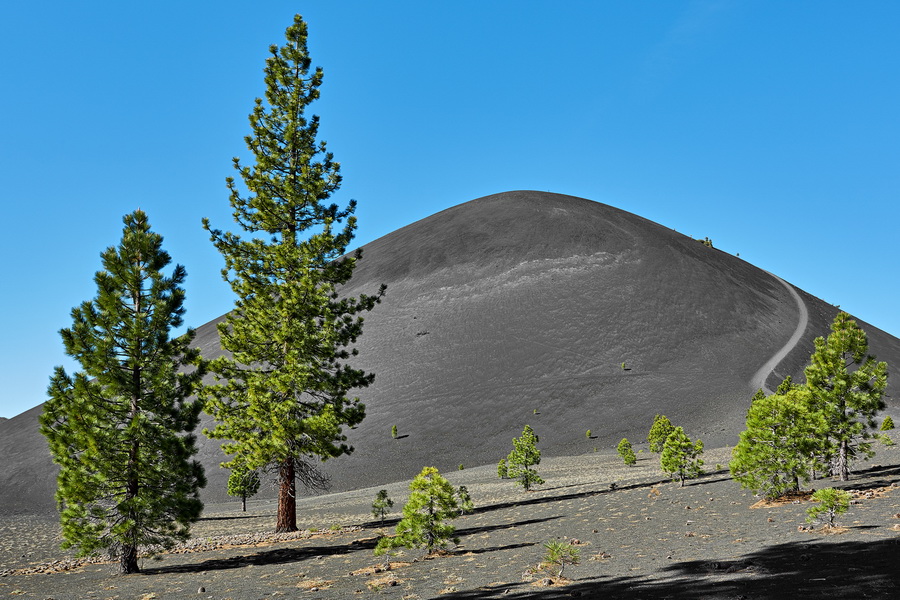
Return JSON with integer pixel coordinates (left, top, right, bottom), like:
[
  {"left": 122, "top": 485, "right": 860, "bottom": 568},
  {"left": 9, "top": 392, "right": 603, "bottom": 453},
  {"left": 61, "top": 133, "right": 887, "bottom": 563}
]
[{"left": 2, "top": 441, "right": 899, "bottom": 599}]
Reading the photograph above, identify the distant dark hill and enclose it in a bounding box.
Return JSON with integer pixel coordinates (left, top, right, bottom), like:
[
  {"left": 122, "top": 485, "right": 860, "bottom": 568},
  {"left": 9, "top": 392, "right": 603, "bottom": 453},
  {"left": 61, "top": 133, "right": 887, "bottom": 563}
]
[{"left": 3, "top": 191, "right": 899, "bottom": 514}]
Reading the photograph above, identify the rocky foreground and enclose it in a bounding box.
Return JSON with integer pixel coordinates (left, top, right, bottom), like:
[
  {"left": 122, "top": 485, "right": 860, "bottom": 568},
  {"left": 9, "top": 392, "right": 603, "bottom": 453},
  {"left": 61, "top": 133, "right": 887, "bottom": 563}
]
[{"left": 2, "top": 441, "right": 899, "bottom": 599}]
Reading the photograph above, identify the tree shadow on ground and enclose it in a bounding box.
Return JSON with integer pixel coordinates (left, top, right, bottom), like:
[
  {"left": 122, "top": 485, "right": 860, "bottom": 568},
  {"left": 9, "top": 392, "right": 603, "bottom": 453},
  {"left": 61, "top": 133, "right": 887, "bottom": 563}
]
[
  {"left": 139, "top": 516, "right": 558, "bottom": 576},
  {"left": 834, "top": 463, "right": 900, "bottom": 492},
  {"left": 140, "top": 537, "right": 376, "bottom": 575},
  {"left": 438, "top": 537, "right": 900, "bottom": 599},
  {"left": 457, "top": 542, "right": 536, "bottom": 555},
  {"left": 197, "top": 513, "right": 268, "bottom": 522},
  {"left": 456, "top": 516, "right": 563, "bottom": 538},
  {"left": 474, "top": 471, "right": 729, "bottom": 517}
]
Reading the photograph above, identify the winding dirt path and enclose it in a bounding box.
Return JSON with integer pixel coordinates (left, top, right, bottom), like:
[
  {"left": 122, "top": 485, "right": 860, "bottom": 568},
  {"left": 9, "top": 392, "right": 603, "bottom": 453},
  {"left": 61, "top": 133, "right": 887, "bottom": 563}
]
[{"left": 750, "top": 273, "right": 809, "bottom": 394}]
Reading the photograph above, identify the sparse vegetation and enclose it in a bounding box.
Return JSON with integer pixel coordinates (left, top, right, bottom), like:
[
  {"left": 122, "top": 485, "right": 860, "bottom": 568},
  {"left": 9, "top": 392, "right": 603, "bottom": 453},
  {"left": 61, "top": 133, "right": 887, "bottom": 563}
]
[
  {"left": 392, "top": 425, "right": 398, "bottom": 439},
  {"left": 497, "top": 458, "right": 508, "bottom": 479},
  {"left": 541, "top": 540, "right": 580, "bottom": 578},
  {"left": 806, "top": 487, "right": 851, "bottom": 527},
  {"left": 374, "top": 467, "right": 460, "bottom": 557},
  {"left": 660, "top": 427, "right": 704, "bottom": 486},
  {"left": 506, "top": 425, "right": 544, "bottom": 491},
  {"left": 617, "top": 438, "right": 636, "bottom": 466},
  {"left": 586, "top": 429, "right": 592, "bottom": 439},
  {"left": 882, "top": 416, "right": 895, "bottom": 431},
  {"left": 371, "top": 490, "right": 393, "bottom": 525}
]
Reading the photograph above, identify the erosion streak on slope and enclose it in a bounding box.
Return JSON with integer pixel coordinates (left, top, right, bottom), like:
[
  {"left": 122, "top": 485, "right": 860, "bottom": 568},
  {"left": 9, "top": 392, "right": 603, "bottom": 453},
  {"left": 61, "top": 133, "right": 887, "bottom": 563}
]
[{"left": 751, "top": 273, "right": 809, "bottom": 394}]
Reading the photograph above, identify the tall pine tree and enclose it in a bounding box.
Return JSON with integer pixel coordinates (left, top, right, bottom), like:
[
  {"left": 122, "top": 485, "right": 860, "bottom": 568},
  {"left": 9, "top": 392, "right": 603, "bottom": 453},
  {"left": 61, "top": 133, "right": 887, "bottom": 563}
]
[
  {"left": 202, "top": 14, "right": 384, "bottom": 533},
  {"left": 804, "top": 312, "right": 888, "bottom": 481},
  {"left": 40, "top": 210, "right": 206, "bottom": 574}
]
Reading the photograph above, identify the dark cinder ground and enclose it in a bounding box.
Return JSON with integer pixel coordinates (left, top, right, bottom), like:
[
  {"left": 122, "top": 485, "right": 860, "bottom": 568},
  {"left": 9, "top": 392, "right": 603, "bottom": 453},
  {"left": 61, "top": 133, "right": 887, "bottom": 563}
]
[{"left": 3, "top": 435, "right": 899, "bottom": 600}]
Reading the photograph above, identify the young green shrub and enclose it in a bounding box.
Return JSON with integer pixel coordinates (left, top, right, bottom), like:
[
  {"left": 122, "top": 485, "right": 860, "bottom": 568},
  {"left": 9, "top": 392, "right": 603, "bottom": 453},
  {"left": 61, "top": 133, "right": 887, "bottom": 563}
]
[
  {"left": 617, "top": 438, "right": 636, "bottom": 466},
  {"left": 541, "top": 540, "right": 580, "bottom": 578},
  {"left": 806, "top": 487, "right": 852, "bottom": 527},
  {"left": 458, "top": 464, "right": 464, "bottom": 470},
  {"left": 497, "top": 457, "right": 508, "bottom": 479},
  {"left": 660, "top": 427, "right": 704, "bottom": 486},
  {"left": 882, "top": 416, "right": 895, "bottom": 431},
  {"left": 506, "top": 425, "right": 544, "bottom": 491},
  {"left": 391, "top": 424, "right": 398, "bottom": 439},
  {"left": 227, "top": 464, "right": 261, "bottom": 512},
  {"left": 371, "top": 489, "right": 394, "bottom": 525},
  {"left": 374, "top": 467, "right": 461, "bottom": 557},
  {"left": 586, "top": 429, "right": 592, "bottom": 439},
  {"left": 880, "top": 433, "right": 895, "bottom": 446},
  {"left": 647, "top": 415, "right": 675, "bottom": 453},
  {"left": 730, "top": 388, "right": 825, "bottom": 500},
  {"left": 456, "top": 485, "right": 474, "bottom": 515}
]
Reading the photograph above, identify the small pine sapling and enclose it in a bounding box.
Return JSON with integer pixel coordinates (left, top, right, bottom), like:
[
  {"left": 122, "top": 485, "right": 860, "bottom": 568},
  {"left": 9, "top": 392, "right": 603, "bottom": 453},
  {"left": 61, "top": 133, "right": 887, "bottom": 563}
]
[
  {"left": 541, "top": 540, "right": 580, "bottom": 578},
  {"left": 880, "top": 416, "right": 895, "bottom": 445},
  {"left": 506, "top": 425, "right": 544, "bottom": 491},
  {"left": 497, "top": 458, "right": 508, "bottom": 479},
  {"left": 374, "top": 467, "right": 460, "bottom": 557},
  {"left": 227, "top": 465, "right": 261, "bottom": 512},
  {"left": 391, "top": 424, "right": 398, "bottom": 439},
  {"left": 371, "top": 489, "right": 394, "bottom": 525},
  {"left": 456, "top": 485, "right": 474, "bottom": 515},
  {"left": 586, "top": 429, "right": 592, "bottom": 439},
  {"left": 660, "top": 427, "right": 704, "bottom": 486},
  {"left": 617, "top": 438, "right": 637, "bottom": 466},
  {"left": 806, "top": 487, "right": 852, "bottom": 527}
]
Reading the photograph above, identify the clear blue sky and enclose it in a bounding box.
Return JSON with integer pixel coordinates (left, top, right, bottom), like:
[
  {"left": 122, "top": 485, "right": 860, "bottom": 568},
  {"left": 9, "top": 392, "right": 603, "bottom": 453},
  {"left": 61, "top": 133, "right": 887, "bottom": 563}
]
[{"left": 2, "top": 1, "right": 898, "bottom": 418}]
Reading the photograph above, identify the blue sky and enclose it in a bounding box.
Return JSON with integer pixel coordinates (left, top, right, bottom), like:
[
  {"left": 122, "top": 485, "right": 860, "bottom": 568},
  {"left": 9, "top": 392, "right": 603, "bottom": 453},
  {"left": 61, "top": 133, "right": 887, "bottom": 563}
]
[{"left": 2, "top": 1, "right": 898, "bottom": 418}]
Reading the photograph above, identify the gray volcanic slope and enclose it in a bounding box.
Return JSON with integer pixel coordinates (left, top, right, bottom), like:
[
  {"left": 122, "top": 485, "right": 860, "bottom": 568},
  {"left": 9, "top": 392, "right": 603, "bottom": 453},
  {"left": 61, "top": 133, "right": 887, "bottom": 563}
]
[{"left": 3, "top": 191, "right": 899, "bottom": 514}]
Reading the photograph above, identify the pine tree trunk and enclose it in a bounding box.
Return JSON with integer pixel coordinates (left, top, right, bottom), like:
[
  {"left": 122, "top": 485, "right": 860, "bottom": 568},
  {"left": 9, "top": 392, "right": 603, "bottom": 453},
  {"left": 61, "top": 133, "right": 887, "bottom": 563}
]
[
  {"left": 838, "top": 440, "right": 849, "bottom": 481},
  {"left": 120, "top": 543, "right": 139, "bottom": 574},
  {"left": 275, "top": 459, "right": 297, "bottom": 532},
  {"left": 241, "top": 494, "right": 247, "bottom": 512}
]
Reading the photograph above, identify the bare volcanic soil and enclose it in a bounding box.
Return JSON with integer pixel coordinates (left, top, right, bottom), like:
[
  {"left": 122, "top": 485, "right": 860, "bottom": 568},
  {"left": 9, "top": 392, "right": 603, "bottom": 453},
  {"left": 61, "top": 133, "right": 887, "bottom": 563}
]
[{"left": 2, "top": 438, "right": 900, "bottom": 600}]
